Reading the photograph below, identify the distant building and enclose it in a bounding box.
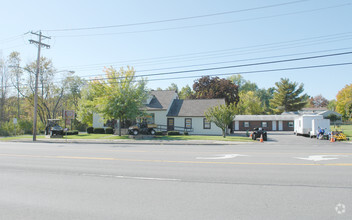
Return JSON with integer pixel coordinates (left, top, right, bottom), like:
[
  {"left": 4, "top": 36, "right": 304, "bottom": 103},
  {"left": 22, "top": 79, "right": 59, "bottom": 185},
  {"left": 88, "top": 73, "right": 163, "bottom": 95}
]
[{"left": 233, "top": 115, "right": 296, "bottom": 131}]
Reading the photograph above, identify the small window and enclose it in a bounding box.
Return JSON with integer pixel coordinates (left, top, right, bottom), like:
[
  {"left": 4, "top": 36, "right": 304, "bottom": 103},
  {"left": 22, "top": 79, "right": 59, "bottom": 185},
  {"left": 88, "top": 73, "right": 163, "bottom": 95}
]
[
  {"left": 203, "top": 118, "right": 211, "bottom": 129},
  {"left": 262, "top": 122, "right": 268, "bottom": 127},
  {"left": 288, "top": 122, "right": 294, "bottom": 127},
  {"left": 185, "top": 118, "right": 192, "bottom": 129},
  {"left": 244, "top": 122, "right": 250, "bottom": 127}
]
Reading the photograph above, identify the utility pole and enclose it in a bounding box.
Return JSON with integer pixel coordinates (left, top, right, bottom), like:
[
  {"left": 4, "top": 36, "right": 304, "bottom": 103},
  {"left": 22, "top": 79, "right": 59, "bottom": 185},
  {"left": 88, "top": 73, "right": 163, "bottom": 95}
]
[{"left": 29, "top": 31, "right": 50, "bottom": 141}]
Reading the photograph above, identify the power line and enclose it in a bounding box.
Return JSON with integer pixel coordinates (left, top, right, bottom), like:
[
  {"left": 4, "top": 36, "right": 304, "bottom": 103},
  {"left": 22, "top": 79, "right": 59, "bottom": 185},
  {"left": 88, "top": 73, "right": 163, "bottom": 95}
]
[
  {"left": 86, "top": 51, "right": 352, "bottom": 81},
  {"left": 0, "top": 32, "right": 29, "bottom": 43},
  {"left": 73, "top": 47, "right": 352, "bottom": 78},
  {"left": 70, "top": 35, "right": 352, "bottom": 73},
  {"left": 84, "top": 62, "right": 352, "bottom": 86},
  {"left": 57, "top": 31, "right": 352, "bottom": 70},
  {"left": 146, "top": 62, "right": 352, "bottom": 82},
  {"left": 44, "top": 0, "right": 307, "bottom": 32},
  {"left": 52, "top": 3, "right": 349, "bottom": 38},
  {"left": 6, "top": 61, "right": 352, "bottom": 89}
]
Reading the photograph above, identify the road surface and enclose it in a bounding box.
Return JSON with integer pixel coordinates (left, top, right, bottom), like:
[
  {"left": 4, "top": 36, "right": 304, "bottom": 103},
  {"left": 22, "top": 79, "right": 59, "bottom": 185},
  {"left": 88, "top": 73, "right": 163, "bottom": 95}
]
[{"left": 0, "top": 135, "right": 351, "bottom": 219}]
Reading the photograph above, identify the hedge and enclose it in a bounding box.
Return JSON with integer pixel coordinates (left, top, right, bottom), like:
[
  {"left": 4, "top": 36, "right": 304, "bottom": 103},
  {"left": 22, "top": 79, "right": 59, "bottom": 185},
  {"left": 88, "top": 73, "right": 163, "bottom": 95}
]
[
  {"left": 64, "top": 130, "right": 79, "bottom": 135},
  {"left": 155, "top": 131, "right": 163, "bottom": 135},
  {"left": 105, "top": 127, "right": 114, "bottom": 134},
  {"left": 167, "top": 131, "right": 180, "bottom": 135},
  {"left": 93, "top": 128, "right": 105, "bottom": 134},
  {"left": 87, "top": 127, "right": 94, "bottom": 134}
]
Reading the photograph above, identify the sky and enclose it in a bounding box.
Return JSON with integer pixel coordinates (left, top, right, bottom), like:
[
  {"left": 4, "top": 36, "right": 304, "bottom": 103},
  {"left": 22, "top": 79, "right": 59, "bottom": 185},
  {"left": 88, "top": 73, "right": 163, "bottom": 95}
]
[{"left": 1, "top": 0, "right": 351, "bottom": 100}]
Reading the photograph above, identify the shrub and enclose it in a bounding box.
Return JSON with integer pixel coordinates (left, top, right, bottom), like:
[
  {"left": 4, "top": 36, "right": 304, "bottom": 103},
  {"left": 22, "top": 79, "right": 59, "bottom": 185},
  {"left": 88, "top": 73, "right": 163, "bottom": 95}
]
[
  {"left": 65, "top": 130, "right": 79, "bottom": 135},
  {"left": 155, "top": 131, "right": 163, "bottom": 135},
  {"left": 0, "top": 121, "right": 23, "bottom": 136},
  {"left": 93, "top": 127, "right": 105, "bottom": 134},
  {"left": 184, "top": 131, "right": 189, "bottom": 135},
  {"left": 18, "top": 120, "right": 33, "bottom": 134},
  {"left": 167, "top": 131, "right": 180, "bottom": 135},
  {"left": 87, "top": 127, "right": 94, "bottom": 134},
  {"left": 105, "top": 127, "right": 114, "bottom": 134}
]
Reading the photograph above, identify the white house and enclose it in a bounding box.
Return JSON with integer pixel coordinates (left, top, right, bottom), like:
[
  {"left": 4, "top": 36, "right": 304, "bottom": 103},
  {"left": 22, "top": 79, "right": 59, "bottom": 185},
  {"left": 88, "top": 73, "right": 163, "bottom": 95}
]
[
  {"left": 166, "top": 99, "right": 225, "bottom": 135},
  {"left": 93, "top": 90, "right": 225, "bottom": 135}
]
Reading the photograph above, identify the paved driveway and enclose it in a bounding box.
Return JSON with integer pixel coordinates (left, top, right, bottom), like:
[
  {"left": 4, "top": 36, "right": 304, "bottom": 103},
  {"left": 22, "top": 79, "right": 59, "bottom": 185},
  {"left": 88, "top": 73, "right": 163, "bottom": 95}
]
[{"left": 265, "top": 131, "right": 350, "bottom": 146}]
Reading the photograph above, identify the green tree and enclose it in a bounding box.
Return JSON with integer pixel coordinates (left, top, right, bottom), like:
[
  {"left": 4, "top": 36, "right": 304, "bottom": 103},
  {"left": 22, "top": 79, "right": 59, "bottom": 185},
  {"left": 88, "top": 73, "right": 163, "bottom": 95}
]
[
  {"left": 336, "top": 84, "right": 352, "bottom": 120},
  {"left": 89, "top": 66, "right": 148, "bottom": 135},
  {"left": 192, "top": 76, "right": 239, "bottom": 105},
  {"left": 178, "top": 85, "right": 193, "bottom": 99},
  {"left": 77, "top": 84, "right": 97, "bottom": 127},
  {"left": 64, "top": 75, "right": 86, "bottom": 111},
  {"left": 270, "top": 78, "right": 308, "bottom": 114},
  {"left": 7, "top": 51, "right": 23, "bottom": 119},
  {"left": 21, "top": 57, "right": 69, "bottom": 127},
  {"left": 327, "top": 99, "right": 337, "bottom": 111},
  {"left": 205, "top": 103, "right": 236, "bottom": 138},
  {"left": 236, "top": 91, "right": 264, "bottom": 115},
  {"left": 325, "top": 113, "right": 340, "bottom": 127},
  {"left": 166, "top": 83, "right": 178, "bottom": 92}
]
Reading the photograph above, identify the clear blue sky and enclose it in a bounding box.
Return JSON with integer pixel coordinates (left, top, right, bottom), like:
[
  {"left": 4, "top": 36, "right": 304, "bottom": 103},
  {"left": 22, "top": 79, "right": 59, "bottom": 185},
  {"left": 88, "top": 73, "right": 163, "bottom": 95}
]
[{"left": 1, "top": 0, "right": 351, "bottom": 100}]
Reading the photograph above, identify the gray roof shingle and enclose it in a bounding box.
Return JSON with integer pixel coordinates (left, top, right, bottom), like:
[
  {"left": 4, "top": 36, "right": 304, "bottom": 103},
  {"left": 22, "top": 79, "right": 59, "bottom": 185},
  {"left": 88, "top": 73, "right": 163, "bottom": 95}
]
[
  {"left": 146, "top": 90, "right": 176, "bottom": 110},
  {"left": 167, "top": 99, "right": 225, "bottom": 117}
]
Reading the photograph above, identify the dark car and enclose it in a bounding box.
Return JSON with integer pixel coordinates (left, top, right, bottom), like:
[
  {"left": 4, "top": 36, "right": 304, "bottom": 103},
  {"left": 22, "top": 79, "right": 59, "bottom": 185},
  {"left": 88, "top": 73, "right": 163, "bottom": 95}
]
[
  {"left": 45, "top": 119, "right": 64, "bottom": 137},
  {"left": 251, "top": 127, "right": 267, "bottom": 141}
]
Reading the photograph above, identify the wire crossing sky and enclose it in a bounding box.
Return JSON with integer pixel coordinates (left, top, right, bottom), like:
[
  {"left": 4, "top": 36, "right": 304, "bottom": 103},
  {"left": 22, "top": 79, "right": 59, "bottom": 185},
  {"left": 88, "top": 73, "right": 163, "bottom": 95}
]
[{"left": 1, "top": 0, "right": 351, "bottom": 100}]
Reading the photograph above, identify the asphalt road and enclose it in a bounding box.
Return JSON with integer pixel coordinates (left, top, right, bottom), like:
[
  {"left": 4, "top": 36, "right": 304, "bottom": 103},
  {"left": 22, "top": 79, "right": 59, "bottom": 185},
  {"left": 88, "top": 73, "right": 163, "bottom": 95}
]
[{"left": 0, "top": 134, "right": 351, "bottom": 220}]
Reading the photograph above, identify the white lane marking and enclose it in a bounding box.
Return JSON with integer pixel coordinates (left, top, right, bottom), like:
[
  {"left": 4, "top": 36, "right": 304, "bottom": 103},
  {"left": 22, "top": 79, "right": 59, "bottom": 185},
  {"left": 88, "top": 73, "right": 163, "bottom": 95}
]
[
  {"left": 196, "top": 154, "right": 248, "bottom": 160},
  {"left": 81, "top": 173, "right": 180, "bottom": 181},
  {"left": 294, "top": 155, "right": 348, "bottom": 162}
]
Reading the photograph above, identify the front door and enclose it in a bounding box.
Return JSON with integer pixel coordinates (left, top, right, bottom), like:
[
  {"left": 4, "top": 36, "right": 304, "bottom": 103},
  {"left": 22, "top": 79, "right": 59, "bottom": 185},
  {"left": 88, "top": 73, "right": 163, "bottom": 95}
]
[
  {"left": 278, "top": 121, "right": 283, "bottom": 131},
  {"left": 167, "top": 118, "right": 174, "bottom": 131}
]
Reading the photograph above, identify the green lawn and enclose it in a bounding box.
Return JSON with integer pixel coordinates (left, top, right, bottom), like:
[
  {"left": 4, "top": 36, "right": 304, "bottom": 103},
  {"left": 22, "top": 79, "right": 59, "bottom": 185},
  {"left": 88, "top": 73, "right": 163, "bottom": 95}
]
[
  {"left": 0, "top": 135, "right": 45, "bottom": 141},
  {"left": 331, "top": 125, "right": 352, "bottom": 137}
]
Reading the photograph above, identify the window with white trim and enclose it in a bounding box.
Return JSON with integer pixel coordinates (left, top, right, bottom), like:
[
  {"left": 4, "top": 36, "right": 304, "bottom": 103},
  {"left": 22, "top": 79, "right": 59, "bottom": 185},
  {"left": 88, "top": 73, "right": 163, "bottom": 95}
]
[
  {"left": 185, "top": 118, "right": 192, "bottom": 129},
  {"left": 203, "top": 118, "right": 211, "bottom": 129}
]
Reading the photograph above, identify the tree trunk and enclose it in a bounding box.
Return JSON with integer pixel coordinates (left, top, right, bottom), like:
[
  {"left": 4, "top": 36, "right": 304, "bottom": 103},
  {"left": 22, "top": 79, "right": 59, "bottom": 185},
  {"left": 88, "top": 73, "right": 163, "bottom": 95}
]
[
  {"left": 118, "top": 117, "right": 122, "bottom": 136},
  {"left": 222, "top": 129, "right": 226, "bottom": 138}
]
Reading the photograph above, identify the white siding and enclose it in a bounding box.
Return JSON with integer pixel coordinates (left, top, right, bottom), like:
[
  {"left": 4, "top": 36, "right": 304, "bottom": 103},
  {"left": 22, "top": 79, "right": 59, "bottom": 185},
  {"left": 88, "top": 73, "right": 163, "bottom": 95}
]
[
  {"left": 235, "top": 121, "right": 239, "bottom": 131},
  {"left": 93, "top": 113, "right": 104, "bottom": 128},
  {"left": 272, "top": 120, "right": 277, "bottom": 131},
  {"left": 146, "top": 110, "right": 167, "bottom": 126},
  {"left": 174, "top": 117, "right": 222, "bottom": 135}
]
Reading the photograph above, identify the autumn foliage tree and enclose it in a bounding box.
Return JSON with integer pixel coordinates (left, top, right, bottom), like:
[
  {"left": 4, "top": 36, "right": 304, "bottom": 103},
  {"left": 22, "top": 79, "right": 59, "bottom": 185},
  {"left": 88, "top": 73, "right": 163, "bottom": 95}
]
[
  {"left": 336, "top": 84, "right": 352, "bottom": 120},
  {"left": 192, "top": 76, "right": 239, "bottom": 105},
  {"left": 308, "top": 94, "right": 329, "bottom": 108}
]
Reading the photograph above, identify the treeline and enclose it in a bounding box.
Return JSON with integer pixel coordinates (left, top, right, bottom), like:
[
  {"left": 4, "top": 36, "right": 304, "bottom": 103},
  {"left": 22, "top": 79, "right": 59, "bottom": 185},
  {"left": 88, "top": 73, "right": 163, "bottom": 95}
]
[
  {"left": 0, "top": 52, "right": 86, "bottom": 136},
  {"left": 1, "top": 50, "right": 351, "bottom": 136}
]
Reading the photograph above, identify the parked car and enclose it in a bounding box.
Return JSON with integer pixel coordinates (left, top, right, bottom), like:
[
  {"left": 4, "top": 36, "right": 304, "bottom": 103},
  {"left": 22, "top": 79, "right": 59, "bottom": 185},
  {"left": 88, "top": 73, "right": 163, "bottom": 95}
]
[
  {"left": 251, "top": 127, "right": 267, "bottom": 141},
  {"left": 45, "top": 119, "right": 64, "bottom": 137}
]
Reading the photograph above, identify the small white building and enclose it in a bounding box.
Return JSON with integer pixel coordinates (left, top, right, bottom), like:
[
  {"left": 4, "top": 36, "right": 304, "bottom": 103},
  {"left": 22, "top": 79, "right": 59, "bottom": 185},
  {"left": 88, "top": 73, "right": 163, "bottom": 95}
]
[
  {"left": 92, "top": 90, "right": 225, "bottom": 135},
  {"left": 166, "top": 99, "right": 225, "bottom": 135}
]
